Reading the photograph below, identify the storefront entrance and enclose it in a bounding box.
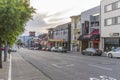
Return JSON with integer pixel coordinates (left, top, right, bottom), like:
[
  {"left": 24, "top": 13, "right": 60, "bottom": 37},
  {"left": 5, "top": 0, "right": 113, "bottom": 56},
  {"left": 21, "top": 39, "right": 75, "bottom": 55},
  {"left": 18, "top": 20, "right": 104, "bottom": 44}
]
[
  {"left": 104, "top": 38, "right": 120, "bottom": 51},
  {"left": 81, "top": 41, "right": 88, "bottom": 51}
]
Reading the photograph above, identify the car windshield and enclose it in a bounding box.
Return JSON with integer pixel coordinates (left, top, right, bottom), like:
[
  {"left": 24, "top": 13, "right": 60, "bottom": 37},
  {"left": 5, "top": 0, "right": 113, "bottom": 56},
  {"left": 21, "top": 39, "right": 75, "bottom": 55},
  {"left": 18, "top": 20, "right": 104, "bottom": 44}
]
[
  {"left": 112, "top": 48, "right": 120, "bottom": 52},
  {"left": 86, "top": 48, "right": 95, "bottom": 50}
]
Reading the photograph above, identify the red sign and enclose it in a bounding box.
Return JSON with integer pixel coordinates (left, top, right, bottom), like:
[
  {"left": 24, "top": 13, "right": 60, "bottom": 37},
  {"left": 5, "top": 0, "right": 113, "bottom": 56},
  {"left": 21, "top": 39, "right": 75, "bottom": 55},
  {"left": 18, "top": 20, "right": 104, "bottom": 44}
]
[{"left": 93, "top": 40, "right": 99, "bottom": 44}]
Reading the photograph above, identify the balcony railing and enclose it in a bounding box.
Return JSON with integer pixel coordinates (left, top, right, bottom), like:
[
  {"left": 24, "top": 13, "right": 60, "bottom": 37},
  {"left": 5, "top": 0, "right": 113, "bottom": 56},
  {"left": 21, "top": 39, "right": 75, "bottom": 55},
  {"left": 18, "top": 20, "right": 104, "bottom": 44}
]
[{"left": 72, "top": 29, "right": 80, "bottom": 34}]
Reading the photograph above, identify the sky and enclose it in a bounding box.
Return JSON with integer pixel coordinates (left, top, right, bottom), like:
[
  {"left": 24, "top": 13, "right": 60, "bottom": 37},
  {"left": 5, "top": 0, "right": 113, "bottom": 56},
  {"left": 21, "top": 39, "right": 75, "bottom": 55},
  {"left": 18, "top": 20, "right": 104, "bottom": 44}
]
[{"left": 22, "top": 0, "right": 101, "bottom": 36}]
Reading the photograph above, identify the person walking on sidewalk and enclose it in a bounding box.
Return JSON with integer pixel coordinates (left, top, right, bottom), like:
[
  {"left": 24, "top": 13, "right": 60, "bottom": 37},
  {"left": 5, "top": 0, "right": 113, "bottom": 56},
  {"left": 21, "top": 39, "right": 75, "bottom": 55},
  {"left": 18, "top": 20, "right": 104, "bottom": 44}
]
[{"left": 8, "top": 48, "right": 11, "bottom": 58}]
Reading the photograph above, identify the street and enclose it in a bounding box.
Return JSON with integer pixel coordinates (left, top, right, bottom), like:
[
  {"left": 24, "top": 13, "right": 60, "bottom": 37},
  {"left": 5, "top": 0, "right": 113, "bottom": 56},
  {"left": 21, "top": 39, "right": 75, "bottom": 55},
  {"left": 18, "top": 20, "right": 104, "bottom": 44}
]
[{"left": 11, "top": 48, "right": 120, "bottom": 80}]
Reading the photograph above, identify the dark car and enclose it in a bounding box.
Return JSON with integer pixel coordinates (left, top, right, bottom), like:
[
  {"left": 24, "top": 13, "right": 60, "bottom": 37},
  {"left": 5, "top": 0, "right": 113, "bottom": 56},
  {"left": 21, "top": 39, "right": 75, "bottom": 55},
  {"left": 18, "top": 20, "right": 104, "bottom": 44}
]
[
  {"left": 82, "top": 48, "right": 102, "bottom": 56},
  {"left": 58, "top": 47, "right": 67, "bottom": 53}
]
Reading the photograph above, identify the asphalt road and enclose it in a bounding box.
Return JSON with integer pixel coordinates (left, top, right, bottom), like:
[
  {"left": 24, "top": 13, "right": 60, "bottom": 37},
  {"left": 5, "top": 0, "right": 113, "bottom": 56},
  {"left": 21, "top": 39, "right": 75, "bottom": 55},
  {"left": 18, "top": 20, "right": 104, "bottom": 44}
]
[{"left": 17, "top": 48, "right": 120, "bottom": 80}]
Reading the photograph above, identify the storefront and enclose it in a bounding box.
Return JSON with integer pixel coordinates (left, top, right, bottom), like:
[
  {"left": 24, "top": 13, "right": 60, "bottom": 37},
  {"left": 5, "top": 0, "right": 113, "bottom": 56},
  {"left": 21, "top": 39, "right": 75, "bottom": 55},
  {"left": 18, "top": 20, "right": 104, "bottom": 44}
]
[
  {"left": 104, "top": 38, "right": 120, "bottom": 51},
  {"left": 48, "top": 39, "right": 68, "bottom": 48},
  {"left": 78, "top": 29, "right": 100, "bottom": 51},
  {"left": 71, "top": 40, "right": 80, "bottom": 51}
]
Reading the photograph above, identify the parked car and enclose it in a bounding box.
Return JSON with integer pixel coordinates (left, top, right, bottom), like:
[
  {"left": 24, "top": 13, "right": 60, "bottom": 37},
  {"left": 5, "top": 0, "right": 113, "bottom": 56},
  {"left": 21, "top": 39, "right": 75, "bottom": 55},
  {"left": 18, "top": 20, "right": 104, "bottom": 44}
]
[
  {"left": 107, "top": 47, "right": 120, "bottom": 58},
  {"left": 58, "top": 47, "right": 67, "bottom": 53},
  {"left": 82, "top": 48, "right": 102, "bottom": 56},
  {"left": 11, "top": 47, "right": 17, "bottom": 52},
  {"left": 46, "top": 47, "right": 51, "bottom": 51},
  {"left": 29, "top": 47, "right": 34, "bottom": 50},
  {"left": 42, "top": 47, "right": 46, "bottom": 51},
  {"left": 51, "top": 47, "right": 59, "bottom": 52}
]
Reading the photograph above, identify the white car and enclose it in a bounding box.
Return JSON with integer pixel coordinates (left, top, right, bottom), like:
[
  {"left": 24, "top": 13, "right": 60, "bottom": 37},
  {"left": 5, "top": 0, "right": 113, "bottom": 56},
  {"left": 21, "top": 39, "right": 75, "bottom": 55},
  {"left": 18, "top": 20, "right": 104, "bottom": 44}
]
[
  {"left": 11, "top": 47, "right": 17, "bottom": 52},
  {"left": 50, "top": 47, "right": 59, "bottom": 52},
  {"left": 107, "top": 47, "right": 120, "bottom": 58}
]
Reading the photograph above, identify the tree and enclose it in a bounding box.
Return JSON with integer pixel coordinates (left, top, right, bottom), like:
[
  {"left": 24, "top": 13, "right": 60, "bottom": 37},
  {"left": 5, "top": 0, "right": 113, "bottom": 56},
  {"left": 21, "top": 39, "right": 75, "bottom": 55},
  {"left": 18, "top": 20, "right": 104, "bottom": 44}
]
[{"left": 0, "top": 0, "right": 35, "bottom": 68}]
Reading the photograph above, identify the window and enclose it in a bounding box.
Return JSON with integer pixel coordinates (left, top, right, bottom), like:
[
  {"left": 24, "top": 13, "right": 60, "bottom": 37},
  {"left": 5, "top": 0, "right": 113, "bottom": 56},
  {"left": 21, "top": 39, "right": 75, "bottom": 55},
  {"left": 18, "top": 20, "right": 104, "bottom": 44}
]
[
  {"left": 118, "top": 17, "right": 120, "bottom": 23},
  {"left": 117, "top": 1, "right": 120, "bottom": 8},
  {"left": 63, "top": 30, "right": 66, "bottom": 35},
  {"left": 74, "top": 36, "right": 76, "bottom": 40},
  {"left": 105, "top": 18, "right": 112, "bottom": 26},
  {"left": 112, "top": 17, "right": 117, "bottom": 25},
  {"left": 56, "top": 31, "right": 58, "bottom": 35},
  {"left": 106, "top": 4, "right": 112, "bottom": 12}
]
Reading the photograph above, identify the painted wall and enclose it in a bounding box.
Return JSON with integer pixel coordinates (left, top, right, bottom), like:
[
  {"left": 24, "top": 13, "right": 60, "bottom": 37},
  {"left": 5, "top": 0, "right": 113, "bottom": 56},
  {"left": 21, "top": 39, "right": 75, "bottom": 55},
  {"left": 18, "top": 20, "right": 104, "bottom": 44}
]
[{"left": 101, "top": 0, "right": 120, "bottom": 37}]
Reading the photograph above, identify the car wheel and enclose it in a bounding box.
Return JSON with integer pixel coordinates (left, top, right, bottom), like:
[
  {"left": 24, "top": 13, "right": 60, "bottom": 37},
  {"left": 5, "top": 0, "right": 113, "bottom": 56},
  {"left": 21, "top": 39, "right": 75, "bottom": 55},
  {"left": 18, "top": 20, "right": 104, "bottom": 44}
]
[
  {"left": 108, "top": 53, "right": 113, "bottom": 58},
  {"left": 82, "top": 52, "right": 85, "bottom": 55},
  {"left": 90, "top": 53, "right": 94, "bottom": 56}
]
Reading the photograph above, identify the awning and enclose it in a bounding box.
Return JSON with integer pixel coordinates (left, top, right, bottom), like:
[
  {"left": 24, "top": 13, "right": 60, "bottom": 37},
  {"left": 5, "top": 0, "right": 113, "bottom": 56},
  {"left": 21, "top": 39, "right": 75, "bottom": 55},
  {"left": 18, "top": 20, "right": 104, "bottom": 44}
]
[
  {"left": 78, "top": 29, "right": 99, "bottom": 41},
  {"left": 48, "top": 39, "right": 66, "bottom": 42}
]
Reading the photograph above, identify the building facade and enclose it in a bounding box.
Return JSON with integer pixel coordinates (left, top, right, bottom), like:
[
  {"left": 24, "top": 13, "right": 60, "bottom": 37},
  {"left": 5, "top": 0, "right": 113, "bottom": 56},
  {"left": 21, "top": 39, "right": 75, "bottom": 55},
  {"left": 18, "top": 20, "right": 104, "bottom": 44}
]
[
  {"left": 50, "top": 23, "right": 71, "bottom": 51},
  {"left": 70, "top": 15, "right": 81, "bottom": 51},
  {"left": 79, "top": 6, "right": 100, "bottom": 51},
  {"left": 100, "top": 0, "right": 120, "bottom": 51},
  {"left": 47, "top": 28, "right": 54, "bottom": 48}
]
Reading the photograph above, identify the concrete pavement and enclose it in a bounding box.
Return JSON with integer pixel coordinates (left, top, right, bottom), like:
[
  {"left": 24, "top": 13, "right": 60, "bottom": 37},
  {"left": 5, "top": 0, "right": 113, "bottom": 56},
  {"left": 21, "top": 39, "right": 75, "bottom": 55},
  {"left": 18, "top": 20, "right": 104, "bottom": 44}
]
[
  {"left": 0, "top": 52, "right": 9, "bottom": 80},
  {"left": 0, "top": 61, "right": 9, "bottom": 80},
  {"left": 12, "top": 52, "right": 50, "bottom": 80},
  {"left": 18, "top": 48, "right": 120, "bottom": 80}
]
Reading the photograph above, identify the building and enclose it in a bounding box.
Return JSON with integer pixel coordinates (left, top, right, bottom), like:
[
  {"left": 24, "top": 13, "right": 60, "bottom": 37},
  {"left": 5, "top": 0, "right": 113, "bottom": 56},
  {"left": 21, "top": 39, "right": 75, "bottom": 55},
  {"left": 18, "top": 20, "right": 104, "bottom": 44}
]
[
  {"left": 38, "top": 33, "right": 48, "bottom": 47},
  {"left": 49, "top": 22, "right": 71, "bottom": 51},
  {"left": 100, "top": 0, "right": 120, "bottom": 51},
  {"left": 29, "top": 31, "right": 35, "bottom": 36},
  {"left": 70, "top": 15, "right": 81, "bottom": 51},
  {"left": 47, "top": 28, "right": 54, "bottom": 48},
  {"left": 17, "top": 36, "right": 30, "bottom": 47},
  {"left": 78, "top": 6, "right": 100, "bottom": 51},
  {"left": 48, "top": 28, "right": 54, "bottom": 39}
]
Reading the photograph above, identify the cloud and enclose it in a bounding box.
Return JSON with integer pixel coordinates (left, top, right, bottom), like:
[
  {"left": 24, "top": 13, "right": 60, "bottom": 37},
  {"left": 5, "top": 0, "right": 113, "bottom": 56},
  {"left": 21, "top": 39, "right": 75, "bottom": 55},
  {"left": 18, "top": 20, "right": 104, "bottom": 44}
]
[
  {"left": 23, "top": 6, "right": 72, "bottom": 36},
  {"left": 47, "top": 9, "right": 72, "bottom": 17},
  {"left": 26, "top": 13, "right": 47, "bottom": 28}
]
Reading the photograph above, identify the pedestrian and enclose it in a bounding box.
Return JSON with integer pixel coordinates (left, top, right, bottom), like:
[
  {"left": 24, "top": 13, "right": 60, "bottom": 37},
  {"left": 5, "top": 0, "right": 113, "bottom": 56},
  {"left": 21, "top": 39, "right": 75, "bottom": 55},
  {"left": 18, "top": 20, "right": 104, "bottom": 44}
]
[{"left": 8, "top": 48, "right": 11, "bottom": 58}]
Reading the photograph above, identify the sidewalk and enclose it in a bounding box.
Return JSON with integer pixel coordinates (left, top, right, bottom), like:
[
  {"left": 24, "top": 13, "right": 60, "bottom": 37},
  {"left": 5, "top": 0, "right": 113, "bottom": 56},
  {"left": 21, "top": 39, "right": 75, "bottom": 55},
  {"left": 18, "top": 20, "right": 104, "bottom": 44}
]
[
  {"left": 12, "top": 52, "right": 50, "bottom": 80},
  {"left": 0, "top": 53, "right": 9, "bottom": 80}
]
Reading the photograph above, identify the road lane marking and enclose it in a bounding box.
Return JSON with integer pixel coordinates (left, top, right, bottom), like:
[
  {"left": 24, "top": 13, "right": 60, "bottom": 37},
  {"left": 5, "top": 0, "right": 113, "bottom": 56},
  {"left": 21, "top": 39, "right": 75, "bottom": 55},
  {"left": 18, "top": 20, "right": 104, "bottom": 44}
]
[
  {"left": 65, "top": 64, "right": 74, "bottom": 67},
  {"left": 90, "top": 76, "right": 117, "bottom": 80},
  {"left": 88, "top": 64, "right": 112, "bottom": 71},
  {"left": 8, "top": 54, "right": 12, "bottom": 80},
  {"left": 52, "top": 63, "right": 75, "bottom": 68},
  {"left": 52, "top": 64, "right": 62, "bottom": 68}
]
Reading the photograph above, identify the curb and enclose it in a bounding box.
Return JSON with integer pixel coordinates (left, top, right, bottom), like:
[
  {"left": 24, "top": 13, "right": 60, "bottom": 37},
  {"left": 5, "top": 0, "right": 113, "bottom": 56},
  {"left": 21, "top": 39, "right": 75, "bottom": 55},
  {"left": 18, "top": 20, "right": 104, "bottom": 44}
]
[{"left": 8, "top": 54, "right": 12, "bottom": 80}]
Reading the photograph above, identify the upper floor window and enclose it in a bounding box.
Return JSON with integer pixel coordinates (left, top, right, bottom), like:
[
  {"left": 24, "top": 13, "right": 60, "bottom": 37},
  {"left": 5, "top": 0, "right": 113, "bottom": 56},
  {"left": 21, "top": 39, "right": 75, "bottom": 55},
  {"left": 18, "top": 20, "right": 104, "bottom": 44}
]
[
  {"left": 117, "top": 1, "right": 120, "bottom": 8},
  {"left": 56, "top": 31, "right": 58, "bottom": 35},
  {"left": 105, "top": 1, "right": 120, "bottom": 12},
  {"left": 106, "top": 4, "right": 112, "bottom": 12},
  {"left": 105, "top": 16, "right": 120, "bottom": 26},
  {"left": 118, "top": 17, "right": 120, "bottom": 23},
  {"left": 74, "top": 36, "right": 76, "bottom": 40},
  {"left": 105, "top": 18, "right": 112, "bottom": 26}
]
